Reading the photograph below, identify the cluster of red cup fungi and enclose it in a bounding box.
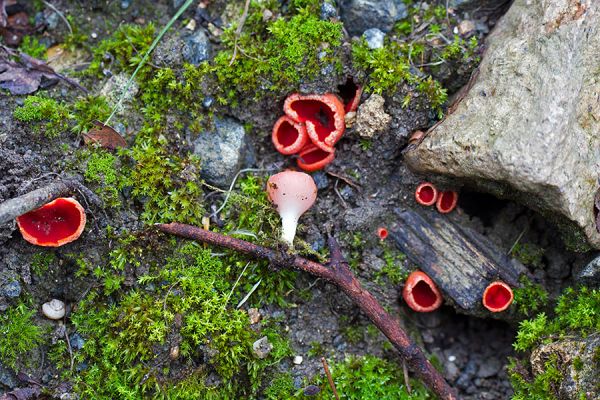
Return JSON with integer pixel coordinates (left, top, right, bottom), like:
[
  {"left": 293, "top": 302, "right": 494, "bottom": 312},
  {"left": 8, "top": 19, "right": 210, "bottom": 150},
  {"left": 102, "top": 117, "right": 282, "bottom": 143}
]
[
  {"left": 401, "top": 270, "right": 514, "bottom": 313},
  {"left": 16, "top": 197, "right": 86, "bottom": 247},
  {"left": 415, "top": 182, "right": 458, "bottom": 214},
  {"left": 272, "top": 79, "right": 361, "bottom": 172}
]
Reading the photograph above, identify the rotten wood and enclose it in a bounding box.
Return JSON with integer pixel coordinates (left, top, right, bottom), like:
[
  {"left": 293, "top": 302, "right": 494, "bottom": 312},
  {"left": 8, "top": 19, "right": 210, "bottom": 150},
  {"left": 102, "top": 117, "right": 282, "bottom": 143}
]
[
  {"left": 391, "top": 209, "right": 527, "bottom": 316},
  {"left": 0, "top": 179, "right": 101, "bottom": 225},
  {"left": 156, "top": 222, "right": 458, "bottom": 400}
]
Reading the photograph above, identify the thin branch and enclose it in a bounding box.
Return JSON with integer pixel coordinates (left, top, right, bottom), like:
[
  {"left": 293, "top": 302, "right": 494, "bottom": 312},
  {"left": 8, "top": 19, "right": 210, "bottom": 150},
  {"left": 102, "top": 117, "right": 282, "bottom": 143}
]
[
  {"left": 42, "top": 0, "right": 72, "bottom": 34},
  {"left": 155, "top": 223, "right": 458, "bottom": 400},
  {"left": 229, "top": 0, "right": 252, "bottom": 66},
  {"left": 321, "top": 357, "right": 340, "bottom": 400}
]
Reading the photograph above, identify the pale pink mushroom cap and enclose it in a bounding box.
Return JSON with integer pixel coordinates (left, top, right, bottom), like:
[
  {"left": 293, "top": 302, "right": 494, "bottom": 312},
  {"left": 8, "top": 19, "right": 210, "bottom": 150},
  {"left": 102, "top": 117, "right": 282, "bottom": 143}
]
[{"left": 267, "top": 171, "right": 317, "bottom": 245}]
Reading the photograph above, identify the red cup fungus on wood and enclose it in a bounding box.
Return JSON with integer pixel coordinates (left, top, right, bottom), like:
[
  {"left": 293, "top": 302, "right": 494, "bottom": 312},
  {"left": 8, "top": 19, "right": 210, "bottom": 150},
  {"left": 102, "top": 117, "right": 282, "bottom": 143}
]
[
  {"left": 436, "top": 190, "right": 458, "bottom": 214},
  {"left": 402, "top": 271, "right": 443, "bottom": 312},
  {"left": 284, "top": 93, "right": 346, "bottom": 153},
  {"left": 272, "top": 115, "right": 308, "bottom": 155},
  {"left": 482, "top": 281, "right": 514, "bottom": 312},
  {"left": 16, "top": 197, "right": 86, "bottom": 247},
  {"left": 296, "top": 144, "right": 335, "bottom": 172},
  {"left": 415, "top": 182, "right": 438, "bottom": 207}
]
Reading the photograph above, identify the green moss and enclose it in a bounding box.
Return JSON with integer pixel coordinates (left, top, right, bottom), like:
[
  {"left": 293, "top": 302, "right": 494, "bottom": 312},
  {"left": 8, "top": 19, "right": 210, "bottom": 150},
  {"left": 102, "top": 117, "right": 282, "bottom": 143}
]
[
  {"left": 264, "top": 373, "right": 297, "bottom": 399},
  {"left": 84, "top": 149, "right": 131, "bottom": 208},
  {"left": 71, "top": 95, "right": 111, "bottom": 134},
  {"left": 19, "top": 35, "right": 47, "bottom": 59},
  {"left": 13, "top": 95, "right": 71, "bottom": 138},
  {"left": 69, "top": 240, "right": 292, "bottom": 399},
  {"left": 509, "top": 355, "right": 562, "bottom": 400},
  {"left": 513, "top": 286, "right": 599, "bottom": 352},
  {"left": 0, "top": 303, "right": 44, "bottom": 369},
  {"left": 315, "top": 355, "right": 433, "bottom": 399},
  {"left": 30, "top": 251, "right": 57, "bottom": 277},
  {"left": 511, "top": 242, "right": 545, "bottom": 268},
  {"left": 374, "top": 245, "right": 408, "bottom": 285},
  {"left": 513, "top": 276, "right": 549, "bottom": 317}
]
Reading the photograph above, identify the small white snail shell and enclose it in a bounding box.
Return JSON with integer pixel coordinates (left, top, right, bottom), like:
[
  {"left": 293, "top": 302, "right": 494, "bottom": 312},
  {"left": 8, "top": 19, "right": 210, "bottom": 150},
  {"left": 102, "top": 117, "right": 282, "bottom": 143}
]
[{"left": 42, "top": 299, "right": 65, "bottom": 320}]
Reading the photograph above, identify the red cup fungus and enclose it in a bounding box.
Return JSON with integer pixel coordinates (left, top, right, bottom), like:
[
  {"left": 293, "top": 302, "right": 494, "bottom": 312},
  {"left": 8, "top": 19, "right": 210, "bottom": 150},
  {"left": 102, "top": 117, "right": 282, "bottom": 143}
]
[
  {"left": 415, "top": 182, "right": 438, "bottom": 207},
  {"left": 284, "top": 93, "right": 346, "bottom": 153},
  {"left": 272, "top": 115, "right": 308, "bottom": 155},
  {"left": 482, "top": 281, "right": 514, "bottom": 312},
  {"left": 377, "top": 227, "right": 388, "bottom": 240},
  {"left": 337, "top": 77, "right": 362, "bottom": 113},
  {"left": 402, "top": 271, "right": 443, "bottom": 313},
  {"left": 16, "top": 197, "right": 86, "bottom": 247},
  {"left": 267, "top": 171, "right": 317, "bottom": 246},
  {"left": 436, "top": 190, "right": 458, "bottom": 214},
  {"left": 296, "top": 144, "right": 335, "bottom": 172}
]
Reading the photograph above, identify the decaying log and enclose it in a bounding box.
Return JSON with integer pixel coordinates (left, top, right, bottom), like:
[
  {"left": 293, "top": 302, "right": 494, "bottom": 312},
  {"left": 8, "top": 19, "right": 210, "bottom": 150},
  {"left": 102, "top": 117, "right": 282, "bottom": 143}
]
[{"left": 391, "top": 209, "right": 527, "bottom": 316}]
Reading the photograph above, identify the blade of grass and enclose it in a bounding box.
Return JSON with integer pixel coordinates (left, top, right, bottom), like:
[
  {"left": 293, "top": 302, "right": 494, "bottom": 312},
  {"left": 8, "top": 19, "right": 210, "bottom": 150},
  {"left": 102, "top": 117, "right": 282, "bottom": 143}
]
[{"left": 104, "top": 0, "right": 195, "bottom": 125}]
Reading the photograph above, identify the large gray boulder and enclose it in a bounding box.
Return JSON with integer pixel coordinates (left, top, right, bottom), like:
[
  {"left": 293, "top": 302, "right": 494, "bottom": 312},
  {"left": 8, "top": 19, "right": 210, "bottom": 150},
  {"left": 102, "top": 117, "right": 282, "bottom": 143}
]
[{"left": 404, "top": 0, "right": 600, "bottom": 249}]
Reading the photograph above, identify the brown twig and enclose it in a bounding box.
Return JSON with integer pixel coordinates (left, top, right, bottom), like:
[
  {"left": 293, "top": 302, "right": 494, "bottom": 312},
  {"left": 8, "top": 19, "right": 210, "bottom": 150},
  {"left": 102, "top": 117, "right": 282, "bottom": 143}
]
[
  {"left": 321, "top": 357, "right": 340, "bottom": 400},
  {"left": 229, "top": 0, "right": 252, "bottom": 66},
  {"left": 0, "top": 179, "right": 102, "bottom": 225},
  {"left": 155, "top": 223, "right": 458, "bottom": 400}
]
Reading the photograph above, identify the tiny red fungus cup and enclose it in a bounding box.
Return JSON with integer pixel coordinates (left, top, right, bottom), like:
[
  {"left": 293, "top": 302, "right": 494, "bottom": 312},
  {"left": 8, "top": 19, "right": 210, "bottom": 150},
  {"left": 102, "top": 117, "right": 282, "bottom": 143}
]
[
  {"left": 377, "top": 227, "right": 388, "bottom": 240},
  {"left": 296, "top": 144, "right": 335, "bottom": 172},
  {"left": 337, "top": 77, "right": 362, "bottom": 113},
  {"left": 402, "top": 271, "right": 443, "bottom": 312},
  {"left": 16, "top": 197, "right": 86, "bottom": 247},
  {"left": 283, "top": 93, "right": 346, "bottom": 153},
  {"left": 482, "top": 281, "right": 514, "bottom": 312},
  {"left": 415, "top": 182, "right": 438, "bottom": 206},
  {"left": 436, "top": 190, "right": 458, "bottom": 214},
  {"left": 267, "top": 171, "right": 317, "bottom": 245},
  {"left": 272, "top": 115, "right": 308, "bottom": 155}
]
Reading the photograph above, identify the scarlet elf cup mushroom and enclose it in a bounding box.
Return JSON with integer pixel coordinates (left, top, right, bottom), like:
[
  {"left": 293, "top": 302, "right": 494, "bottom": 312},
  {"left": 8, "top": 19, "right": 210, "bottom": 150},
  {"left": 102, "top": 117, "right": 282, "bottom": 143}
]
[
  {"left": 402, "top": 271, "right": 443, "bottom": 313},
  {"left": 267, "top": 171, "right": 317, "bottom": 246},
  {"left": 16, "top": 197, "right": 86, "bottom": 247},
  {"left": 482, "top": 281, "right": 514, "bottom": 312}
]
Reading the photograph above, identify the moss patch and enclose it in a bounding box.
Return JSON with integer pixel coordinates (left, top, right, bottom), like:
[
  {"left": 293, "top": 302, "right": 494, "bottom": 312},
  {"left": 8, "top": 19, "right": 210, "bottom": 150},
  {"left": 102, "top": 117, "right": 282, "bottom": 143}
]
[{"left": 0, "top": 302, "right": 44, "bottom": 369}]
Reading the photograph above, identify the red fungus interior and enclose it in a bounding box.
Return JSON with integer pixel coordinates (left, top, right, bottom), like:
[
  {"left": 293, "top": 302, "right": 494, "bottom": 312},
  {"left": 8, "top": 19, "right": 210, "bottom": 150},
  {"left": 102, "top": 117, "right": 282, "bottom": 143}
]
[
  {"left": 337, "top": 77, "right": 359, "bottom": 113},
  {"left": 378, "top": 228, "right": 388, "bottom": 239},
  {"left": 291, "top": 100, "right": 336, "bottom": 142},
  {"left": 418, "top": 186, "right": 435, "bottom": 203},
  {"left": 439, "top": 191, "right": 456, "bottom": 211},
  {"left": 276, "top": 120, "right": 300, "bottom": 147},
  {"left": 18, "top": 198, "right": 82, "bottom": 243},
  {"left": 484, "top": 285, "right": 512, "bottom": 309},
  {"left": 412, "top": 280, "right": 438, "bottom": 308},
  {"left": 300, "top": 147, "right": 331, "bottom": 164}
]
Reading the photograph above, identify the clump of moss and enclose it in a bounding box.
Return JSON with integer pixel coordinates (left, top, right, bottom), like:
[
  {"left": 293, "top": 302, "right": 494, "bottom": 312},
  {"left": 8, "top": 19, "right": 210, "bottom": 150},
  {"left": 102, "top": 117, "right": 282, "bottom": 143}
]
[
  {"left": 375, "top": 245, "right": 408, "bottom": 285},
  {"left": 13, "top": 95, "right": 71, "bottom": 138},
  {"left": 70, "top": 240, "right": 292, "bottom": 399},
  {"left": 30, "top": 251, "right": 57, "bottom": 277},
  {"left": 19, "top": 35, "right": 47, "bottom": 59},
  {"left": 264, "top": 373, "right": 297, "bottom": 399},
  {"left": 513, "top": 276, "right": 549, "bottom": 317},
  {"left": 510, "top": 286, "right": 600, "bottom": 399},
  {"left": 511, "top": 242, "right": 545, "bottom": 268},
  {"left": 0, "top": 302, "right": 44, "bottom": 369},
  {"left": 84, "top": 149, "right": 131, "bottom": 208},
  {"left": 315, "top": 355, "right": 433, "bottom": 399}
]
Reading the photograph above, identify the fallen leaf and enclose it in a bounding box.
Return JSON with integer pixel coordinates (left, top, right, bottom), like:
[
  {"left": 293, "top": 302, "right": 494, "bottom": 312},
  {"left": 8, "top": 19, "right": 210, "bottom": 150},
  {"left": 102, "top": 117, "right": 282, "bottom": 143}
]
[
  {"left": 0, "top": 386, "right": 41, "bottom": 400},
  {"left": 83, "top": 120, "right": 128, "bottom": 149}
]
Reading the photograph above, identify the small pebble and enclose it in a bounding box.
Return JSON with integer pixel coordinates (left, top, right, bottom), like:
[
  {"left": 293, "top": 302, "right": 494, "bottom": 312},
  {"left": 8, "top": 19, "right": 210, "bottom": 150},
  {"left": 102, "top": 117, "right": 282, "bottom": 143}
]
[
  {"left": 2, "top": 281, "right": 21, "bottom": 298},
  {"left": 293, "top": 355, "right": 303, "bottom": 365},
  {"left": 363, "top": 28, "right": 385, "bottom": 49},
  {"left": 42, "top": 299, "right": 66, "bottom": 320},
  {"left": 320, "top": 2, "right": 338, "bottom": 20},
  {"left": 248, "top": 308, "right": 261, "bottom": 324},
  {"left": 458, "top": 20, "right": 476, "bottom": 36},
  {"left": 91, "top": 32, "right": 98, "bottom": 39},
  {"left": 252, "top": 336, "right": 273, "bottom": 359}
]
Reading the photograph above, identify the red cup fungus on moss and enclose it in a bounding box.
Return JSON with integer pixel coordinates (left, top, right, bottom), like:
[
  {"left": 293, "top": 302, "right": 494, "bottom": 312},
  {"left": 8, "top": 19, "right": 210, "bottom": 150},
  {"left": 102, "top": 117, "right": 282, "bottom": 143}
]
[
  {"left": 402, "top": 271, "right": 443, "bottom": 313},
  {"left": 16, "top": 197, "right": 86, "bottom": 247},
  {"left": 482, "top": 281, "right": 514, "bottom": 312},
  {"left": 436, "top": 190, "right": 458, "bottom": 214},
  {"left": 415, "top": 182, "right": 438, "bottom": 207},
  {"left": 296, "top": 144, "right": 336, "bottom": 172},
  {"left": 272, "top": 115, "right": 308, "bottom": 155},
  {"left": 267, "top": 171, "right": 317, "bottom": 246}
]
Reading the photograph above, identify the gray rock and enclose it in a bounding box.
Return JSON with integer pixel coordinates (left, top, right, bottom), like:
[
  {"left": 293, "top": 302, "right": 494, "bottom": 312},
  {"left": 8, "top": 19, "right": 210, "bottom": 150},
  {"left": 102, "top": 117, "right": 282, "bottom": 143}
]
[
  {"left": 0, "top": 362, "right": 18, "bottom": 389},
  {"left": 69, "top": 333, "right": 85, "bottom": 350},
  {"left": 340, "top": 0, "right": 407, "bottom": 36},
  {"left": 405, "top": 0, "right": 600, "bottom": 250},
  {"left": 477, "top": 357, "right": 502, "bottom": 378},
  {"left": 182, "top": 29, "right": 211, "bottom": 65},
  {"left": 193, "top": 117, "right": 247, "bottom": 187},
  {"left": 312, "top": 171, "right": 329, "bottom": 190},
  {"left": 252, "top": 336, "right": 273, "bottom": 359},
  {"left": 574, "top": 253, "right": 600, "bottom": 286},
  {"left": 152, "top": 34, "right": 185, "bottom": 67},
  {"left": 449, "top": 0, "right": 510, "bottom": 11},
  {"left": 120, "top": 0, "right": 131, "bottom": 9},
  {"left": 99, "top": 73, "right": 139, "bottom": 112},
  {"left": 45, "top": 12, "right": 60, "bottom": 30},
  {"left": 363, "top": 28, "right": 385, "bottom": 49},
  {"left": 355, "top": 94, "right": 391, "bottom": 138},
  {"left": 530, "top": 333, "right": 600, "bottom": 400},
  {"left": 2, "top": 280, "right": 21, "bottom": 298},
  {"left": 321, "top": 2, "right": 338, "bottom": 20}
]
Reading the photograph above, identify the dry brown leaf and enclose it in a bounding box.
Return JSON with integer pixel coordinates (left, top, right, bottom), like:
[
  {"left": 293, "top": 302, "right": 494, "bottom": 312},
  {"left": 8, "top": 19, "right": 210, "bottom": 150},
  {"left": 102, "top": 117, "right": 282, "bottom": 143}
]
[{"left": 83, "top": 120, "right": 128, "bottom": 150}]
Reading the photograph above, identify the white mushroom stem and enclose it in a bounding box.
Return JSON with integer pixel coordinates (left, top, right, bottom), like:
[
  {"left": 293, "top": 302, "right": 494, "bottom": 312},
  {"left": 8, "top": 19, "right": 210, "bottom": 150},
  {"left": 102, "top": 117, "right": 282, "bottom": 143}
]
[{"left": 280, "top": 209, "right": 300, "bottom": 245}]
